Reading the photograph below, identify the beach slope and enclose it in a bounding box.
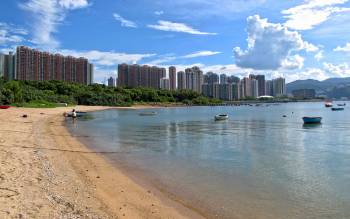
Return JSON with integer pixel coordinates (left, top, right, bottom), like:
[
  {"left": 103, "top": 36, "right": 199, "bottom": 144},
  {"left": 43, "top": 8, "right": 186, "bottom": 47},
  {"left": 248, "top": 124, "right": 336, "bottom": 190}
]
[{"left": 0, "top": 106, "right": 201, "bottom": 219}]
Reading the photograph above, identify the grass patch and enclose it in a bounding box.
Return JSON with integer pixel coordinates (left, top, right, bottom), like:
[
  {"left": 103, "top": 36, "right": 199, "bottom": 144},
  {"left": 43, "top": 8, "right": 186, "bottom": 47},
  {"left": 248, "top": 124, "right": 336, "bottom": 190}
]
[{"left": 12, "top": 100, "right": 66, "bottom": 108}]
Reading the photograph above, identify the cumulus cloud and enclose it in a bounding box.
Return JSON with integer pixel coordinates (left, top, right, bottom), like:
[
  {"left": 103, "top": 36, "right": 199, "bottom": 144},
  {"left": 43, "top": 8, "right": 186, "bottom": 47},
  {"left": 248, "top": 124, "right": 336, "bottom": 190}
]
[
  {"left": 147, "top": 20, "right": 217, "bottom": 35},
  {"left": 182, "top": 50, "right": 221, "bottom": 58},
  {"left": 19, "top": 0, "right": 90, "bottom": 49},
  {"left": 234, "top": 15, "right": 316, "bottom": 70},
  {"left": 314, "top": 50, "right": 324, "bottom": 61},
  {"left": 323, "top": 62, "right": 350, "bottom": 77},
  {"left": 113, "top": 13, "right": 137, "bottom": 28},
  {"left": 334, "top": 42, "right": 350, "bottom": 52},
  {"left": 282, "top": 0, "right": 350, "bottom": 30},
  {"left": 281, "top": 55, "right": 305, "bottom": 70}
]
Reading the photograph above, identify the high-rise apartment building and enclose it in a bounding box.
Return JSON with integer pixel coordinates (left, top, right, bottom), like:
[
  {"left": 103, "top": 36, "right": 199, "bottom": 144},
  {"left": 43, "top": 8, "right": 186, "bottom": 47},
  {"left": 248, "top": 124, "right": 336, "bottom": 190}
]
[
  {"left": 140, "top": 65, "right": 151, "bottom": 87},
  {"left": 169, "top": 66, "right": 176, "bottom": 90},
  {"left": 14, "top": 46, "right": 93, "bottom": 84},
  {"left": 265, "top": 80, "right": 273, "bottom": 96},
  {"left": 128, "top": 64, "right": 140, "bottom": 88},
  {"left": 249, "top": 74, "right": 265, "bottom": 96},
  {"left": 160, "top": 78, "right": 170, "bottom": 90},
  {"left": 117, "top": 63, "right": 129, "bottom": 86},
  {"left": 241, "top": 77, "right": 252, "bottom": 97},
  {"left": 108, "top": 76, "right": 116, "bottom": 87},
  {"left": 118, "top": 64, "right": 168, "bottom": 89},
  {"left": 272, "top": 77, "right": 286, "bottom": 97},
  {"left": 220, "top": 74, "right": 228, "bottom": 84},
  {"left": 251, "top": 79, "right": 259, "bottom": 98},
  {"left": 0, "top": 52, "right": 15, "bottom": 80},
  {"left": 185, "top": 66, "right": 203, "bottom": 93},
  {"left": 177, "top": 71, "right": 186, "bottom": 90},
  {"left": 204, "top": 72, "right": 219, "bottom": 84}
]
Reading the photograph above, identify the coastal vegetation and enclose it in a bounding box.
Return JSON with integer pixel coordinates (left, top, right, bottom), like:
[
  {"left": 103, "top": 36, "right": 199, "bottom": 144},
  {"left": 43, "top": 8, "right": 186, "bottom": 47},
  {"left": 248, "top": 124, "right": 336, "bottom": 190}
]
[{"left": 0, "top": 78, "right": 221, "bottom": 107}]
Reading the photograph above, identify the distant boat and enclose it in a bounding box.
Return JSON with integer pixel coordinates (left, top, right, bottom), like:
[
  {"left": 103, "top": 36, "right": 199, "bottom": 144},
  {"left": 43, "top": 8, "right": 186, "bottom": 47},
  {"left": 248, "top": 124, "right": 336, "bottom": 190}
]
[
  {"left": 215, "top": 114, "right": 229, "bottom": 121},
  {"left": 139, "top": 112, "right": 157, "bottom": 116},
  {"left": 331, "top": 107, "right": 344, "bottom": 111},
  {"left": 0, "top": 106, "right": 10, "bottom": 109},
  {"left": 325, "top": 101, "right": 333, "bottom": 107},
  {"left": 337, "top": 103, "right": 346, "bottom": 106},
  {"left": 302, "top": 117, "right": 322, "bottom": 124}
]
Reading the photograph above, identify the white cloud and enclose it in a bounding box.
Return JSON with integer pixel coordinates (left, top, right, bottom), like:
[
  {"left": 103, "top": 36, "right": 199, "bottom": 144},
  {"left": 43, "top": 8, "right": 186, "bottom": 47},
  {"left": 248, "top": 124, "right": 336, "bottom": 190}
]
[
  {"left": 281, "top": 55, "right": 304, "bottom": 70},
  {"left": 113, "top": 13, "right": 137, "bottom": 28},
  {"left": 59, "top": 49, "right": 156, "bottom": 66},
  {"left": 285, "top": 68, "right": 330, "bottom": 82},
  {"left": 58, "top": 0, "right": 89, "bottom": 9},
  {"left": 182, "top": 50, "right": 221, "bottom": 58},
  {"left": 334, "top": 42, "right": 350, "bottom": 52},
  {"left": 154, "top": 11, "right": 164, "bottom": 15},
  {"left": 323, "top": 62, "right": 350, "bottom": 77},
  {"left": 147, "top": 20, "right": 217, "bottom": 35},
  {"left": 234, "top": 15, "right": 314, "bottom": 70},
  {"left": 282, "top": 0, "right": 350, "bottom": 30},
  {"left": 0, "top": 23, "right": 27, "bottom": 45},
  {"left": 315, "top": 50, "right": 324, "bottom": 61},
  {"left": 19, "top": 0, "right": 90, "bottom": 49}
]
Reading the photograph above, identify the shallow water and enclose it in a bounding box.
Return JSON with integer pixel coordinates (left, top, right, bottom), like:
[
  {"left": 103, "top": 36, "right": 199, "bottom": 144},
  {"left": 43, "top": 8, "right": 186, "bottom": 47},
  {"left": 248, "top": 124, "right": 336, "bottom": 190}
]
[{"left": 67, "top": 102, "right": 350, "bottom": 219}]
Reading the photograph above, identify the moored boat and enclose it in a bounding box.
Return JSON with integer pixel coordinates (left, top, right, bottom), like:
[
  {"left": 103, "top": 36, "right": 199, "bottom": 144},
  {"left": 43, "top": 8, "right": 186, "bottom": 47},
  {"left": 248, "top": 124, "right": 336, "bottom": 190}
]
[
  {"left": 337, "top": 103, "right": 346, "bottom": 106},
  {"left": 325, "top": 102, "right": 333, "bottom": 107},
  {"left": 139, "top": 111, "right": 157, "bottom": 116},
  {"left": 302, "top": 117, "right": 322, "bottom": 124},
  {"left": 215, "top": 114, "right": 229, "bottom": 121},
  {"left": 0, "top": 105, "right": 10, "bottom": 109},
  {"left": 331, "top": 107, "right": 344, "bottom": 111}
]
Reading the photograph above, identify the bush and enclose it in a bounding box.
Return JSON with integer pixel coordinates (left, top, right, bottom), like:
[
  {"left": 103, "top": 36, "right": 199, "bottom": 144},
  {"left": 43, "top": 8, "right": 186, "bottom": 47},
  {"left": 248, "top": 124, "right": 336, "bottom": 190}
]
[{"left": 0, "top": 78, "right": 222, "bottom": 107}]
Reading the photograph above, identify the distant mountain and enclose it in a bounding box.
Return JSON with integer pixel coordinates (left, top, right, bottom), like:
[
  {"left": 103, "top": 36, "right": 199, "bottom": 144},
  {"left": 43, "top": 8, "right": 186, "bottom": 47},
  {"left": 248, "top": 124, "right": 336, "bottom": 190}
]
[{"left": 287, "top": 77, "right": 350, "bottom": 99}]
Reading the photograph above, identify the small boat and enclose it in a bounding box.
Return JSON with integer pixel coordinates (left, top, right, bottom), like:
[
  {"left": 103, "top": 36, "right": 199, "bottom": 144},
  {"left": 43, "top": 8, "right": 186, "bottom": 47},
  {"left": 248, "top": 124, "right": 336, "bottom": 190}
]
[
  {"left": 215, "top": 114, "right": 229, "bottom": 121},
  {"left": 139, "top": 112, "right": 157, "bottom": 116},
  {"left": 325, "top": 101, "right": 333, "bottom": 107},
  {"left": 302, "top": 117, "right": 322, "bottom": 124},
  {"left": 0, "top": 105, "right": 10, "bottom": 109},
  {"left": 331, "top": 107, "right": 344, "bottom": 111},
  {"left": 337, "top": 103, "right": 346, "bottom": 106}
]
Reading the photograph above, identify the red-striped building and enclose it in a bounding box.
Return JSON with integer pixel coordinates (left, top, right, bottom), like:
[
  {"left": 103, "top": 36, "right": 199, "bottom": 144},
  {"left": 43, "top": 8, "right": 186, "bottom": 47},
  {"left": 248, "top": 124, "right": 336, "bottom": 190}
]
[{"left": 15, "top": 46, "right": 93, "bottom": 85}]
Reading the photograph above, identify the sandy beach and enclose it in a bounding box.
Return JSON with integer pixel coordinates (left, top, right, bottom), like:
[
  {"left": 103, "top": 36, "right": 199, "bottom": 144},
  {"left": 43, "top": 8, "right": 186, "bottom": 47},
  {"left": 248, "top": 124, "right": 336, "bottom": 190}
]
[{"left": 0, "top": 106, "right": 203, "bottom": 219}]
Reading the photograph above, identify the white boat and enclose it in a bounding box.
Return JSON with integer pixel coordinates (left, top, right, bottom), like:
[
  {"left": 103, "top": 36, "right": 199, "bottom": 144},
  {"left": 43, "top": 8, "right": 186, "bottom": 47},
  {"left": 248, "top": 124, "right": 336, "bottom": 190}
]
[{"left": 215, "top": 114, "right": 229, "bottom": 121}]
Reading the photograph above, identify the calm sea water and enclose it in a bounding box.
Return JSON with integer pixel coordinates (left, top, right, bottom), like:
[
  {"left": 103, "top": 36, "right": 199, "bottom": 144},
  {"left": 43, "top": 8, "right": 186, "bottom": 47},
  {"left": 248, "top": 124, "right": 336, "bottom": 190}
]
[{"left": 67, "top": 102, "right": 350, "bottom": 219}]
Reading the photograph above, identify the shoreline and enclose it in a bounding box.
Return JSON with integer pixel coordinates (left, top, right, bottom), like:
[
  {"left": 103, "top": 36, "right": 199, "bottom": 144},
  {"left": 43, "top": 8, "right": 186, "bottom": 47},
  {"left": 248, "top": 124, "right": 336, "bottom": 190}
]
[{"left": 0, "top": 106, "right": 203, "bottom": 218}]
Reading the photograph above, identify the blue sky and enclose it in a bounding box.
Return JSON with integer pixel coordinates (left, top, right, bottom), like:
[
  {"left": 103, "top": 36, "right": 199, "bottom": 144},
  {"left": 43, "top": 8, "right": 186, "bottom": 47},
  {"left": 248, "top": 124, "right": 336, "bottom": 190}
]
[{"left": 1, "top": 0, "right": 350, "bottom": 83}]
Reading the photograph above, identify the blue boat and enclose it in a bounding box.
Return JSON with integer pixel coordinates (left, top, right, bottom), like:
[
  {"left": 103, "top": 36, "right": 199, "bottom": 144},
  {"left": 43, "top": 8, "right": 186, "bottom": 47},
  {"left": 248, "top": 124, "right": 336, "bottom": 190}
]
[
  {"left": 302, "top": 117, "right": 322, "bottom": 124},
  {"left": 332, "top": 107, "right": 344, "bottom": 111}
]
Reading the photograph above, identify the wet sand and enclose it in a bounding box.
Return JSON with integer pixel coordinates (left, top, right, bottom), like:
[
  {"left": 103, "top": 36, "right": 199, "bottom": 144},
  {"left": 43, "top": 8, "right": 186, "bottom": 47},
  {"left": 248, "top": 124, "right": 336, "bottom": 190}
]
[{"left": 0, "top": 106, "right": 203, "bottom": 219}]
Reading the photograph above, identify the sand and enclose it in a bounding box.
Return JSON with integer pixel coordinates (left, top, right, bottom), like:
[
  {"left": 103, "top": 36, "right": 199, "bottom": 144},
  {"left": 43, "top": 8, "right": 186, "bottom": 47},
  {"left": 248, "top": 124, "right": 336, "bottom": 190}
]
[{"left": 0, "top": 106, "right": 204, "bottom": 219}]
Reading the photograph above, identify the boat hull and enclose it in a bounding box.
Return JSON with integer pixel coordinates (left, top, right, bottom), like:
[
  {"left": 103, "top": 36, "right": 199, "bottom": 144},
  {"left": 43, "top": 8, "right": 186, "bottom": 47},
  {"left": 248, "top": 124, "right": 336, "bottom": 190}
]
[
  {"left": 0, "top": 106, "right": 10, "bottom": 109},
  {"left": 331, "top": 108, "right": 344, "bottom": 111},
  {"left": 302, "top": 117, "right": 322, "bottom": 124},
  {"left": 215, "top": 115, "right": 229, "bottom": 121}
]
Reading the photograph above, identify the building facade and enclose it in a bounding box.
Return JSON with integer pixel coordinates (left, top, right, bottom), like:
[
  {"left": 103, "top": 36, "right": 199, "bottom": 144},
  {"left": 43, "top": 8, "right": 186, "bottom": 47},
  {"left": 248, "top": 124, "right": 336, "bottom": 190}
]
[
  {"left": 249, "top": 74, "right": 265, "bottom": 96},
  {"left": 292, "top": 89, "right": 316, "bottom": 99},
  {"left": 14, "top": 46, "right": 93, "bottom": 84},
  {"left": 169, "top": 66, "right": 176, "bottom": 90},
  {"left": 177, "top": 71, "right": 186, "bottom": 90},
  {"left": 107, "top": 76, "right": 116, "bottom": 87},
  {"left": 272, "top": 77, "right": 286, "bottom": 97}
]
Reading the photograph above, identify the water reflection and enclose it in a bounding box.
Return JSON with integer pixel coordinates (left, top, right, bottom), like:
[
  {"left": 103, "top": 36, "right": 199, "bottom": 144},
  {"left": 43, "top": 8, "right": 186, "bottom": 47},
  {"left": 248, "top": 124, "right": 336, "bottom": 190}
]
[{"left": 67, "top": 103, "right": 350, "bottom": 219}]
